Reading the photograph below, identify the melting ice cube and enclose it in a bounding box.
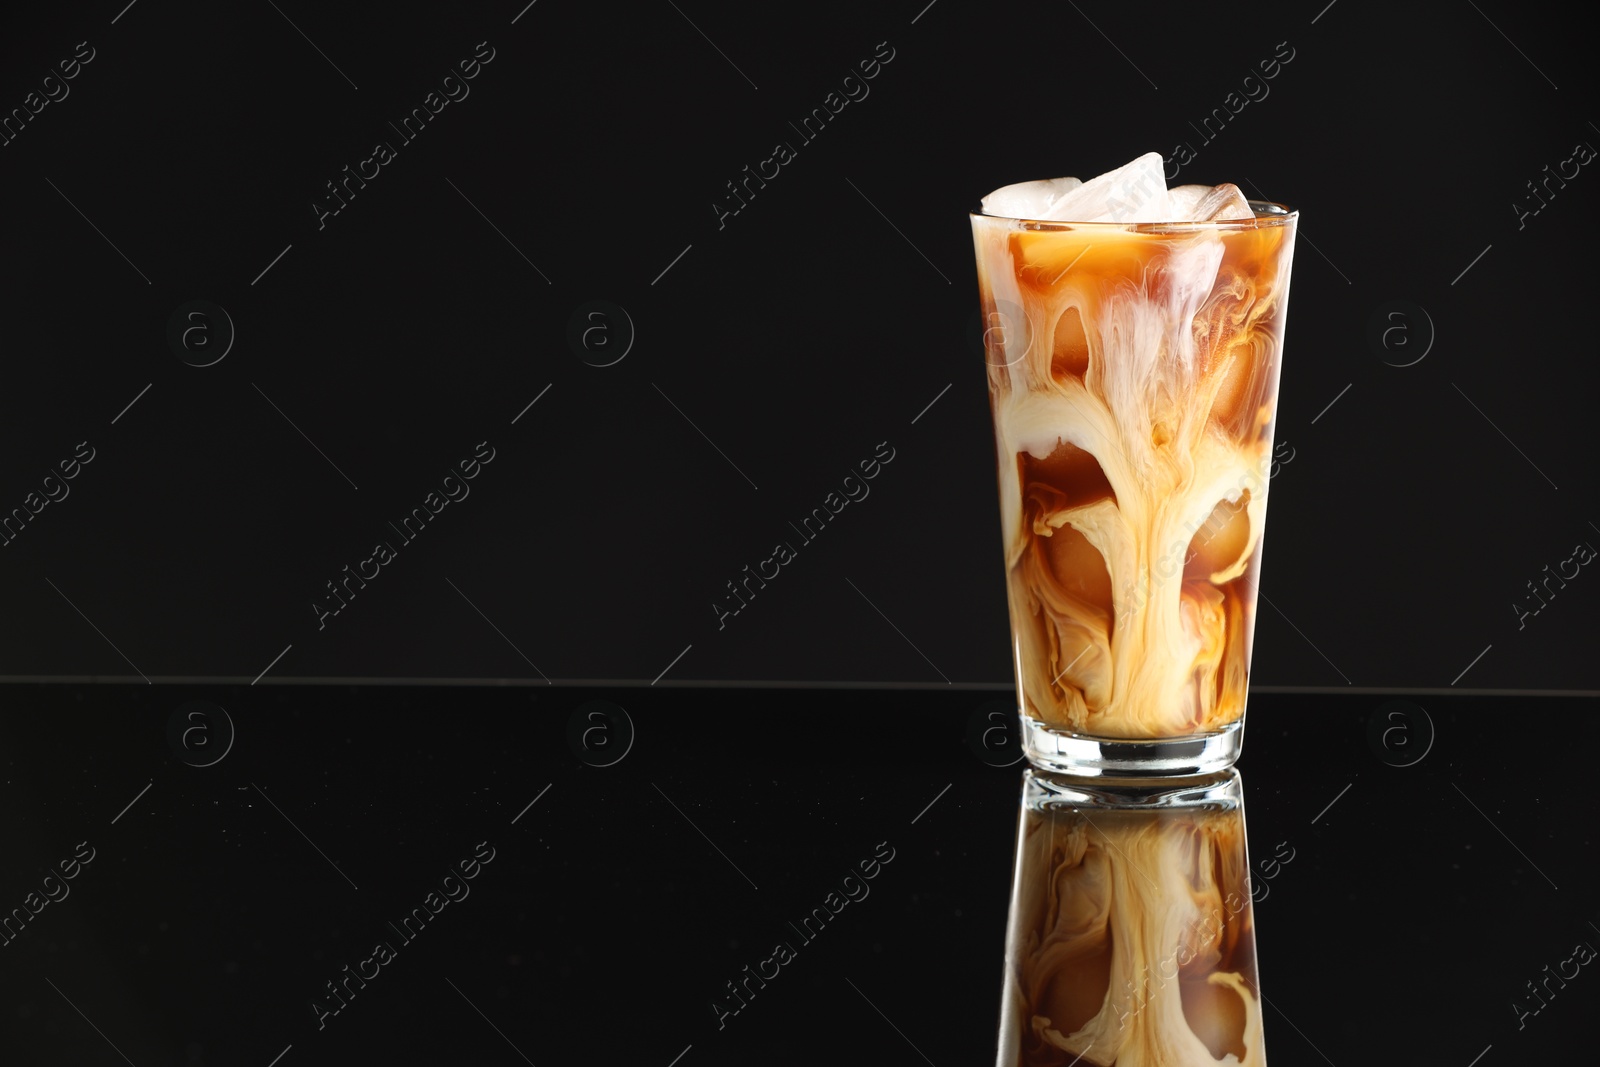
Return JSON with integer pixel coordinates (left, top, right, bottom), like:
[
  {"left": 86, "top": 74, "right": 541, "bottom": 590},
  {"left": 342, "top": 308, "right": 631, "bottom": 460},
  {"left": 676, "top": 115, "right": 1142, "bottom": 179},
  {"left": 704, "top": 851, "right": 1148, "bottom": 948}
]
[{"left": 981, "top": 153, "right": 1262, "bottom": 223}]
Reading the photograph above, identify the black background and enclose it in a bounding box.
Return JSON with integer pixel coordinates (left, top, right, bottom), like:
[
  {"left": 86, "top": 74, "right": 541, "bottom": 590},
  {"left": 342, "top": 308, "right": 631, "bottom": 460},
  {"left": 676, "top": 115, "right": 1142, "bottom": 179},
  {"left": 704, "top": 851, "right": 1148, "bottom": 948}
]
[
  {"left": 3, "top": 1, "right": 1597, "bottom": 1064},
  {"left": 0, "top": 0, "right": 1595, "bottom": 689}
]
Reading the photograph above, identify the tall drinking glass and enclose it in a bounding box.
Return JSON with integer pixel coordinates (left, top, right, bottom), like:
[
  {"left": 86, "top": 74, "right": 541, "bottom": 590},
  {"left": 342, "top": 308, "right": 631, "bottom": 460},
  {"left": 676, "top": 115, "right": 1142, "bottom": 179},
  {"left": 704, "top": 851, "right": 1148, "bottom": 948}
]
[{"left": 970, "top": 201, "right": 1297, "bottom": 775}]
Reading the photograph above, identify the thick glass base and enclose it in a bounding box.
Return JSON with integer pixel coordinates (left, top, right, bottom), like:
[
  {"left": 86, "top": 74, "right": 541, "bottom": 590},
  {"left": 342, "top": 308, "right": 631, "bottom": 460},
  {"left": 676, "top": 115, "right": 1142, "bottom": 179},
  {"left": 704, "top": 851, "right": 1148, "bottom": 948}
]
[
  {"left": 1020, "top": 716, "right": 1243, "bottom": 777},
  {"left": 1021, "top": 766, "right": 1242, "bottom": 814}
]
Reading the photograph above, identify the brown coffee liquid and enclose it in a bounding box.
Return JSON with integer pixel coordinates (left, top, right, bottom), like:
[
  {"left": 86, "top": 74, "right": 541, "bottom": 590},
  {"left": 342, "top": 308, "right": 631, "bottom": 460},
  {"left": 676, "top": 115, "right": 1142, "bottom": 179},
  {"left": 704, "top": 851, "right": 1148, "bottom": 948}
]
[{"left": 973, "top": 213, "right": 1295, "bottom": 740}]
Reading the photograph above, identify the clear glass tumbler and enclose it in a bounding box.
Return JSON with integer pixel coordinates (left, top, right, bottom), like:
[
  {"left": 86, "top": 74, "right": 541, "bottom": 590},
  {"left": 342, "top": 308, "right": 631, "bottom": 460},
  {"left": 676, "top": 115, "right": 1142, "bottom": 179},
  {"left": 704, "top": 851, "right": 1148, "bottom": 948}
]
[{"left": 970, "top": 201, "right": 1297, "bottom": 776}]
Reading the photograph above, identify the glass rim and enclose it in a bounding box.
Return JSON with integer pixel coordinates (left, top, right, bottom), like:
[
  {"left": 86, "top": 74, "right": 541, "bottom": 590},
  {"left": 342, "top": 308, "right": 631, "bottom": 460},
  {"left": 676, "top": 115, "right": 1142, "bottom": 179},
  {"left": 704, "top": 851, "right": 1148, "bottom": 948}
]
[{"left": 970, "top": 198, "right": 1297, "bottom": 231}]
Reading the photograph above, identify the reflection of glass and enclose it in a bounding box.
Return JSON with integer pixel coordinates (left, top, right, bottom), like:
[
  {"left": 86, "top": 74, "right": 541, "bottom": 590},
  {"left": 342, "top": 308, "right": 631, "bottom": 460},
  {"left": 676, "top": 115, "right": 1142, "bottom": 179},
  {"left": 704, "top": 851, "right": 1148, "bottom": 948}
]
[
  {"left": 970, "top": 205, "right": 1297, "bottom": 776},
  {"left": 995, "top": 769, "right": 1265, "bottom": 1066}
]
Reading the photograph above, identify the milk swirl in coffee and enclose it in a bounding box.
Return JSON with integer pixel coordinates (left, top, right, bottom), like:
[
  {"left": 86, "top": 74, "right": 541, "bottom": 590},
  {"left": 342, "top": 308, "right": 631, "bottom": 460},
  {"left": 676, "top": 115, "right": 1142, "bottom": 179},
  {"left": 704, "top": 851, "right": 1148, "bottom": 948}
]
[{"left": 972, "top": 154, "right": 1296, "bottom": 741}]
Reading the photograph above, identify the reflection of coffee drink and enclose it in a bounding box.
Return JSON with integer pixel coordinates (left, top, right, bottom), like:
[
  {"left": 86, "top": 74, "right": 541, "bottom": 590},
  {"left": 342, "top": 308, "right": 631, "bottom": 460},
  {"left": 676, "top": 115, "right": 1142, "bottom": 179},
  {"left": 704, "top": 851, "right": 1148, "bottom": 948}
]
[
  {"left": 971, "top": 198, "right": 1295, "bottom": 743},
  {"left": 997, "top": 772, "right": 1264, "bottom": 1066}
]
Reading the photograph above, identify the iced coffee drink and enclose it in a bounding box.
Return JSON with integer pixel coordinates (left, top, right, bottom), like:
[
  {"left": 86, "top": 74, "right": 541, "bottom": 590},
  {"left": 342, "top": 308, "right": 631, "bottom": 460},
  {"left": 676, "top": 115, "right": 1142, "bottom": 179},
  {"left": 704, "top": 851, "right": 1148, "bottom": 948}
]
[
  {"left": 996, "top": 770, "right": 1265, "bottom": 1066},
  {"left": 971, "top": 154, "right": 1296, "bottom": 775}
]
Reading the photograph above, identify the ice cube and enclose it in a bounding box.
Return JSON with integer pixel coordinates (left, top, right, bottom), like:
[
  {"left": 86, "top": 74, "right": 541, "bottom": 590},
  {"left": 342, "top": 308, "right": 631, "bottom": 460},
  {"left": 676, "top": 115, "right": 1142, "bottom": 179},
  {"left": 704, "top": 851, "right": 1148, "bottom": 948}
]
[
  {"left": 983, "top": 157, "right": 1266, "bottom": 224},
  {"left": 1168, "top": 184, "right": 1211, "bottom": 218},
  {"left": 1170, "top": 183, "right": 1254, "bottom": 221},
  {"left": 981, "top": 176, "right": 1084, "bottom": 220},
  {"left": 1040, "top": 152, "right": 1170, "bottom": 223}
]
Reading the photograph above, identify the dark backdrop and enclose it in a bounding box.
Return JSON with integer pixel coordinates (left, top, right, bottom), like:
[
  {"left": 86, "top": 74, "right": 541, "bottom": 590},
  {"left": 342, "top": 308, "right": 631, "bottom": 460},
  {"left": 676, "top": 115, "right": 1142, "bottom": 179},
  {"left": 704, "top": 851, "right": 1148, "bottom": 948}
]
[{"left": 1, "top": 0, "right": 1594, "bottom": 690}]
